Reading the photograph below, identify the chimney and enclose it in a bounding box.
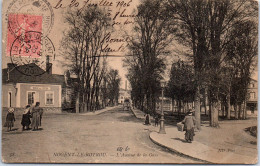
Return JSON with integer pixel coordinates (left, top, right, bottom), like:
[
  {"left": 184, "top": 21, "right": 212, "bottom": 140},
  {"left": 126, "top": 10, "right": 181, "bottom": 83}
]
[
  {"left": 125, "top": 80, "right": 127, "bottom": 91},
  {"left": 46, "top": 56, "right": 52, "bottom": 74},
  {"left": 7, "top": 63, "right": 17, "bottom": 81}
]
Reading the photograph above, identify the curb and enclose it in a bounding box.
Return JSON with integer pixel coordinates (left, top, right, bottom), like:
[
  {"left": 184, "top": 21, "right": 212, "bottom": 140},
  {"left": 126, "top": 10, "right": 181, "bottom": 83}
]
[
  {"left": 149, "top": 132, "right": 212, "bottom": 164},
  {"left": 130, "top": 108, "right": 138, "bottom": 118},
  {"left": 81, "top": 106, "right": 117, "bottom": 116},
  {"left": 130, "top": 108, "right": 144, "bottom": 119},
  {"left": 95, "top": 106, "right": 116, "bottom": 115},
  {"left": 131, "top": 108, "right": 155, "bottom": 121}
]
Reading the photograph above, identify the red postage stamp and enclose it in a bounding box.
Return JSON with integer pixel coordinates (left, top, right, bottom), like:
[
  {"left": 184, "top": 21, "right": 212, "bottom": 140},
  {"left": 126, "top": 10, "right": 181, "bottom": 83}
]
[{"left": 7, "top": 13, "right": 42, "bottom": 58}]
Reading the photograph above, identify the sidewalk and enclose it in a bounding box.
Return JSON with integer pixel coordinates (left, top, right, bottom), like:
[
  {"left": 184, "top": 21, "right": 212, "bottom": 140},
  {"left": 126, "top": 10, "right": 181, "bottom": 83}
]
[
  {"left": 81, "top": 106, "right": 118, "bottom": 116},
  {"left": 149, "top": 119, "right": 258, "bottom": 164},
  {"left": 131, "top": 107, "right": 257, "bottom": 164},
  {"left": 131, "top": 107, "right": 146, "bottom": 119}
]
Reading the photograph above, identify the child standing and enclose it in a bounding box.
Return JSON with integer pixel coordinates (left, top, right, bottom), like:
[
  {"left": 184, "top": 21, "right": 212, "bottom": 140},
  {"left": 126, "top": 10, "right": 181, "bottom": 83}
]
[{"left": 4, "top": 108, "right": 15, "bottom": 132}]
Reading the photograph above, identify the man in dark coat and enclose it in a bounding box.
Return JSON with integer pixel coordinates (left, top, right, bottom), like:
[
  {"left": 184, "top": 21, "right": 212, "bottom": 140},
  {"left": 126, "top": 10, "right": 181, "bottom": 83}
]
[{"left": 182, "top": 110, "right": 196, "bottom": 143}]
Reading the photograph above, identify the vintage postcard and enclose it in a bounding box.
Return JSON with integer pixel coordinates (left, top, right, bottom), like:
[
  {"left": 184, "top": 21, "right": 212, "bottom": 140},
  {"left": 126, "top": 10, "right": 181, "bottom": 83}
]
[{"left": 1, "top": 0, "right": 258, "bottom": 164}]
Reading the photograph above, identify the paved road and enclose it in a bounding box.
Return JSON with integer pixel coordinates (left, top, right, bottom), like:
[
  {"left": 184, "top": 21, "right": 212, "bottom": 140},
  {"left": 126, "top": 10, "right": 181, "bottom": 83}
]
[{"left": 2, "top": 106, "right": 198, "bottom": 163}]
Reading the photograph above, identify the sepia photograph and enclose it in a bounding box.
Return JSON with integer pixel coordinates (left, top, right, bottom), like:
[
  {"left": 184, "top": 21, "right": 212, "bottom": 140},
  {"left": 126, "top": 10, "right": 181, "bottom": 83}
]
[{"left": 1, "top": 0, "right": 258, "bottom": 164}]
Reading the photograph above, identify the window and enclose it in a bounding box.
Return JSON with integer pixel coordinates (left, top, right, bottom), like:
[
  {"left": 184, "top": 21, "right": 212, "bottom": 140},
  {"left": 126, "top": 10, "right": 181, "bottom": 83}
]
[
  {"left": 45, "top": 91, "right": 54, "bottom": 105},
  {"left": 28, "top": 91, "right": 35, "bottom": 105},
  {"left": 250, "top": 83, "right": 255, "bottom": 88},
  {"left": 250, "top": 92, "right": 255, "bottom": 99}
]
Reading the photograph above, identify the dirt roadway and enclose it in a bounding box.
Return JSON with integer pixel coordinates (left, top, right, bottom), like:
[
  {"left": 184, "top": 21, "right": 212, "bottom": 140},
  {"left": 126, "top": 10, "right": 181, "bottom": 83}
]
[{"left": 2, "top": 106, "right": 197, "bottom": 163}]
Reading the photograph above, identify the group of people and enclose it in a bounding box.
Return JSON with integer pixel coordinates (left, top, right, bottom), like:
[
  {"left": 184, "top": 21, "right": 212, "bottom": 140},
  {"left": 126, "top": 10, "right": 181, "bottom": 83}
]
[
  {"left": 144, "top": 113, "right": 159, "bottom": 126},
  {"left": 4, "top": 102, "right": 43, "bottom": 132}
]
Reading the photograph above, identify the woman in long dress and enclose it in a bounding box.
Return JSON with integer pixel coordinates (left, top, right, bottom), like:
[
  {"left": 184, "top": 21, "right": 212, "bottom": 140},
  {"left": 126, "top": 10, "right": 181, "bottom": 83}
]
[
  {"left": 31, "top": 102, "right": 41, "bottom": 131},
  {"left": 182, "top": 110, "right": 196, "bottom": 143},
  {"left": 144, "top": 113, "right": 151, "bottom": 125},
  {"left": 21, "top": 105, "right": 31, "bottom": 130}
]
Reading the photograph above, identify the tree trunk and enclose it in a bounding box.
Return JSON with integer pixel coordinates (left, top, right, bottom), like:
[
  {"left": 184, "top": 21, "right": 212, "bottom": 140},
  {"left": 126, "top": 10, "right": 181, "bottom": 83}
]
[
  {"left": 234, "top": 103, "right": 238, "bottom": 119},
  {"left": 203, "top": 93, "right": 207, "bottom": 116},
  {"left": 152, "top": 95, "right": 156, "bottom": 115},
  {"left": 211, "top": 101, "right": 220, "bottom": 127},
  {"left": 95, "top": 87, "right": 100, "bottom": 110},
  {"left": 178, "top": 99, "right": 181, "bottom": 120},
  {"left": 242, "top": 101, "right": 245, "bottom": 120},
  {"left": 195, "top": 86, "right": 201, "bottom": 130},
  {"left": 209, "top": 101, "right": 212, "bottom": 125},
  {"left": 238, "top": 103, "right": 242, "bottom": 119},
  {"left": 83, "top": 94, "right": 87, "bottom": 112},
  {"left": 243, "top": 90, "right": 248, "bottom": 119},
  {"left": 227, "top": 92, "right": 231, "bottom": 119},
  {"left": 181, "top": 100, "right": 184, "bottom": 113},
  {"left": 244, "top": 101, "right": 247, "bottom": 119},
  {"left": 222, "top": 102, "right": 225, "bottom": 117},
  {"left": 171, "top": 98, "right": 174, "bottom": 113},
  {"left": 76, "top": 92, "right": 80, "bottom": 113}
]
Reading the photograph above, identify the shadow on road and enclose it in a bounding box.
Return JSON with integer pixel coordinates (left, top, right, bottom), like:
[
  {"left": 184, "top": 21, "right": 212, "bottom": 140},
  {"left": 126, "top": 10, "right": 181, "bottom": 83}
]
[
  {"left": 10, "top": 128, "right": 19, "bottom": 131},
  {"left": 34, "top": 128, "right": 44, "bottom": 131},
  {"left": 117, "top": 114, "right": 143, "bottom": 123},
  {"left": 3, "top": 128, "right": 22, "bottom": 134},
  {"left": 172, "top": 138, "right": 187, "bottom": 143}
]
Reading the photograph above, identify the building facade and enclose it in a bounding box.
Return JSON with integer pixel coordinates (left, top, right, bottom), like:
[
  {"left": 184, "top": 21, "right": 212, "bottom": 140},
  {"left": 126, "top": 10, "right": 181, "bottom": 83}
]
[
  {"left": 2, "top": 63, "right": 64, "bottom": 109},
  {"left": 118, "top": 89, "right": 131, "bottom": 104},
  {"left": 247, "top": 78, "right": 258, "bottom": 114}
]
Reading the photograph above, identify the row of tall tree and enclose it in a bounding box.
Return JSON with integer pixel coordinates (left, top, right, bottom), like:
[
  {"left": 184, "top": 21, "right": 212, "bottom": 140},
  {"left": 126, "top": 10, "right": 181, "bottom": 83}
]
[
  {"left": 167, "top": 0, "right": 257, "bottom": 128},
  {"left": 61, "top": 7, "right": 121, "bottom": 112},
  {"left": 124, "top": 0, "right": 172, "bottom": 114},
  {"left": 124, "top": 0, "right": 257, "bottom": 128},
  {"left": 166, "top": 60, "right": 195, "bottom": 119}
]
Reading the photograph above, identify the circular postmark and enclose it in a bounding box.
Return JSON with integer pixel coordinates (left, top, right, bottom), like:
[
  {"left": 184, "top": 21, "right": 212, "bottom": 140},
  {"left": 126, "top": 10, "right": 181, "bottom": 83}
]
[
  {"left": 6, "top": 0, "right": 54, "bottom": 37},
  {"left": 10, "top": 31, "right": 55, "bottom": 76}
]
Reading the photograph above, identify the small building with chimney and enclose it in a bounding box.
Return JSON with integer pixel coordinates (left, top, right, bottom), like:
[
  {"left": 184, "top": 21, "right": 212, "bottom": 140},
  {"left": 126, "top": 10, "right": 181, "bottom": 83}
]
[
  {"left": 2, "top": 63, "right": 65, "bottom": 110},
  {"left": 118, "top": 81, "right": 131, "bottom": 104},
  {"left": 118, "top": 88, "right": 131, "bottom": 104}
]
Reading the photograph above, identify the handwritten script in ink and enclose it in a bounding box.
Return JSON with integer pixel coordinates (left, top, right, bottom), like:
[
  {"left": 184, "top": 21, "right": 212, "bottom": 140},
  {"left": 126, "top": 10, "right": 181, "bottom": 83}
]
[{"left": 53, "top": 0, "right": 137, "bottom": 54}]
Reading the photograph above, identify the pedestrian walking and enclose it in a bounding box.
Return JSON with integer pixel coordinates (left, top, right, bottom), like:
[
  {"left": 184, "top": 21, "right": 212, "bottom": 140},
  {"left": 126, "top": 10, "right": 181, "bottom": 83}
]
[
  {"left": 154, "top": 114, "right": 159, "bottom": 126},
  {"left": 31, "top": 102, "right": 41, "bottom": 131},
  {"left": 182, "top": 110, "right": 196, "bottom": 143},
  {"left": 144, "top": 113, "right": 151, "bottom": 125},
  {"left": 4, "top": 108, "right": 15, "bottom": 132},
  {"left": 21, "top": 105, "right": 31, "bottom": 130}
]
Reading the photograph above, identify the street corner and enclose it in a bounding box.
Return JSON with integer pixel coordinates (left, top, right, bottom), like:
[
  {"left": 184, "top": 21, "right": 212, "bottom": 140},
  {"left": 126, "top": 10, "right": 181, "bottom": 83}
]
[
  {"left": 149, "top": 130, "right": 203, "bottom": 161},
  {"left": 149, "top": 129, "right": 180, "bottom": 150}
]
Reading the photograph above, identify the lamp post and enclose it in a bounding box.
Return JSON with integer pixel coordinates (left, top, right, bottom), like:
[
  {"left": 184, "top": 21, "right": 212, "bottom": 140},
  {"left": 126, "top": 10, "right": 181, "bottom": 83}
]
[{"left": 159, "top": 81, "right": 166, "bottom": 134}]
